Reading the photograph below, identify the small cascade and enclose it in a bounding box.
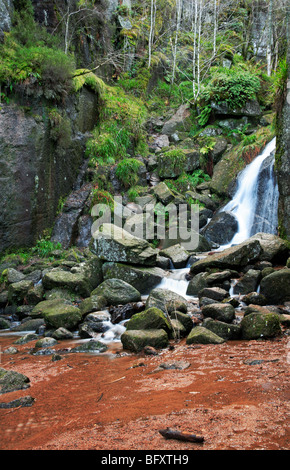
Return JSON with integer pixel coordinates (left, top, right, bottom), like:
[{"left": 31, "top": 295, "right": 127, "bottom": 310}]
[
  {"left": 156, "top": 266, "right": 192, "bottom": 298},
  {"left": 220, "top": 137, "right": 278, "bottom": 247}
]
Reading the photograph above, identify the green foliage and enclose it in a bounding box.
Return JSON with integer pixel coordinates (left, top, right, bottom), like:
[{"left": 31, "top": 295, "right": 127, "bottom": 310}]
[
  {"left": 165, "top": 170, "right": 210, "bottom": 193},
  {"left": 91, "top": 187, "right": 114, "bottom": 210},
  {"left": 72, "top": 69, "right": 106, "bottom": 98},
  {"left": 200, "top": 66, "right": 261, "bottom": 110},
  {"left": 48, "top": 109, "right": 71, "bottom": 148},
  {"left": 31, "top": 238, "right": 62, "bottom": 258},
  {"left": 116, "top": 158, "right": 143, "bottom": 188}
]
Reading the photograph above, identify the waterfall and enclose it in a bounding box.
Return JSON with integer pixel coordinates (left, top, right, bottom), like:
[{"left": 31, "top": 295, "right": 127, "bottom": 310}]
[{"left": 221, "top": 137, "right": 278, "bottom": 247}]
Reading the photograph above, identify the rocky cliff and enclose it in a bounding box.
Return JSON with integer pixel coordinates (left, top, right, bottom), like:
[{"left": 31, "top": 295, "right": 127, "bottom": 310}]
[{"left": 0, "top": 87, "right": 99, "bottom": 253}]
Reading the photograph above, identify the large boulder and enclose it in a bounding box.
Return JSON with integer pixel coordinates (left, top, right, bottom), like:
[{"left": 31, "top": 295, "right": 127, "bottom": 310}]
[
  {"left": 125, "top": 307, "right": 173, "bottom": 336},
  {"left": 186, "top": 326, "right": 225, "bottom": 345},
  {"left": 202, "top": 317, "right": 241, "bottom": 340},
  {"left": 0, "top": 368, "right": 30, "bottom": 394},
  {"left": 91, "top": 279, "right": 141, "bottom": 306},
  {"left": 233, "top": 269, "right": 261, "bottom": 295},
  {"left": 159, "top": 244, "right": 190, "bottom": 268},
  {"left": 201, "top": 303, "right": 235, "bottom": 323},
  {"left": 145, "top": 288, "right": 188, "bottom": 314},
  {"left": 102, "top": 262, "right": 165, "bottom": 294},
  {"left": 121, "top": 329, "right": 169, "bottom": 352},
  {"left": 260, "top": 268, "right": 290, "bottom": 304},
  {"left": 161, "top": 104, "right": 192, "bottom": 136},
  {"left": 190, "top": 239, "right": 262, "bottom": 274},
  {"left": 8, "top": 280, "right": 34, "bottom": 304},
  {"left": 241, "top": 312, "right": 282, "bottom": 340},
  {"left": 247, "top": 233, "right": 289, "bottom": 263},
  {"left": 202, "top": 211, "right": 238, "bottom": 245},
  {"left": 42, "top": 270, "right": 91, "bottom": 297},
  {"left": 91, "top": 224, "right": 158, "bottom": 266},
  {"left": 31, "top": 299, "right": 82, "bottom": 330}
]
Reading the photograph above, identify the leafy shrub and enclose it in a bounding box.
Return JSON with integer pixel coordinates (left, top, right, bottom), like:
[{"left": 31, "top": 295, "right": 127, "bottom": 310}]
[{"left": 116, "top": 158, "right": 143, "bottom": 187}]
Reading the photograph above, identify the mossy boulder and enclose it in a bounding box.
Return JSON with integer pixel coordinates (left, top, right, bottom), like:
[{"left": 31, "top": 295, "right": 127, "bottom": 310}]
[
  {"left": 42, "top": 270, "right": 91, "bottom": 297},
  {"left": 79, "top": 295, "right": 107, "bottom": 316},
  {"left": 8, "top": 280, "right": 34, "bottom": 304},
  {"left": 125, "top": 307, "right": 173, "bottom": 336},
  {"left": 190, "top": 239, "right": 262, "bottom": 274},
  {"left": 71, "top": 340, "right": 108, "bottom": 353},
  {"left": 14, "top": 333, "right": 39, "bottom": 345},
  {"left": 102, "top": 262, "right": 165, "bottom": 294},
  {"left": 145, "top": 288, "right": 188, "bottom": 314},
  {"left": 91, "top": 279, "right": 141, "bottom": 306},
  {"left": 0, "top": 368, "right": 30, "bottom": 394},
  {"left": 186, "top": 326, "right": 225, "bottom": 345},
  {"left": 169, "top": 311, "right": 193, "bottom": 333},
  {"left": 121, "top": 329, "right": 169, "bottom": 352},
  {"left": 31, "top": 299, "right": 82, "bottom": 330},
  {"left": 241, "top": 312, "right": 282, "bottom": 340},
  {"left": 202, "top": 317, "right": 241, "bottom": 340},
  {"left": 201, "top": 303, "right": 235, "bottom": 323},
  {"left": 35, "top": 337, "right": 58, "bottom": 348},
  {"left": 260, "top": 268, "right": 290, "bottom": 304}
]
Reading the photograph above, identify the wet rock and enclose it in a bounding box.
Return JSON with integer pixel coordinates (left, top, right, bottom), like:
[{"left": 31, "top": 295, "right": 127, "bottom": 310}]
[
  {"left": 161, "top": 104, "right": 192, "bottom": 136},
  {"left": 0, "top": 317, "right": 11, "bottom": 329},
  {"left": 35, "top": 337, "right": 57, "bottom": 348},
  {"left": 79, "top": 295, "right": 107, "bottom": 316},
  {"left": 210, "top": 99, "right": 261, "bottom": 117},
  {"left": 186, "top": 326, "right": 225, "bottom": 345},
  {"left": 202, "top": 317, "right": 241, "bottom": 340},
  {"left": 190, "top": 239, "right": 262, "bottom": 274},
  {"left": 52, "top": 327, "right": 74, "bottom": 340},
  {"left": 198, "top": 287, "right": 229, "bottom": 302},
  {"left": 8, "top": 280, "right": 34, "bottom": 304},
  {"left": 121, "top": 329, "right": 169, "bottom": 353},
  {"left": 241, "top": 312, "right": 282, "bottom": 340},
  {"left": 169, "top": 311, "right": 193, "bottom": 334},
  {"left": 91, "top": 279, "right": 141, "bottom": 306},
  {"left": 11, "top": 318, "right": 45, "bottom": 332},
  {"left": 0, "top": 396, "right": 35, "bottom": 409},
  {"left": 102, "top": 262, "right": 165, "bottom": 294},
  {"left": 79, "top": 311, "right": 111, "bottom": 338},
  {"left": 233, "top": 269, "right": 261, "bottom": 295},
  {"left": 42, "top": 270, "right": 91, "bottom": 297},
  {"left": 125, "top": 307, "right": 173, "bottom": 336},
  {"left": 146, "top": 288, "right": 188, "bottom": 314},
  {"left": 71, "top": 340, "right": 108, "bottom": 353},
  {"left": 5, "top": 268, "right": 25, "bottom": 284},
  {"left": 0, "top": 368, "right": 30, "bottom": 394},
  {"left": 91, "top": 223, "right": 158, "bottom": 266},
  {"left": 3, "top": 347, "right": 18, "bottom": 355},
  {"left": 153, "top": 182, "right": 175, "bottom": 205},
  {"left": 186, "top": 272, "right": 209, "bottom": 296},
  {"left": 201, "top": 303, "right": 235, "bottom": 323},
  {"left": 202, "top": 211, "right": 238, "bottom": 245},
  {"left": 14, "top": 333, "right": 39, "bottom": 345},
  {"left": 31, "top": 299, "right": 82, "bottom": 330},
  {"left": 260, "top": 268, "right": 290, "bottom": 304},
  {"left": 243, "top": 292, "right": 267, "bottom": 306},
  {"left": 159, "top": 244, "right": 190, "bottom": 269},
  {"left": 153, "top": 361, "right": 191, "bottom": 372},
  {"left": 247, "top": 233, "right": 289, "bottom": 263}
]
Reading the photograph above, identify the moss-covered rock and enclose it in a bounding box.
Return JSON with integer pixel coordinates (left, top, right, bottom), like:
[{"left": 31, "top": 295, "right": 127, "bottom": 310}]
[
  {"left": 102, "top": 262, "right": 165, "bottom": 294},
  {"left": 241, "top": 312, "right": 282, "bottom": 340},
  {"left": 201, "top": 303, "right": 236, "bottom": 323},
  {"left": 145, "top": 288, "right": 188, "bottom": 314},
  {"left": 42, "top": 270, "right": 91, "bottom": 297},
  {"left": 71, "top": 340, "right": 108, "bottom": 353},
  {"left": 121, "top": 329, "right": 169, "bottom": 352},
  {"left": 125, "top": 307, "right": 173, "bottom": 335},
  {"left": 0, "top": 368, "right": 30, "bottom": 394},
  {"left": 202, "top": 317, "right": 241, "bottom": 340},
  {"left": 31, "top": 299, "right": 81, "bottom": 330},
  {"left": 79, "top": 295, "right": 107, "bottom": 316},
  {"left": 8, "top": 280, "right": 34, "bottom": 304},
  {"left": 260, "top": 268, "right": 290, "bottom": 304},
  {"left": 186, "top": 326, "right": 225, "bottom": 345},
  {"left": 91, "top": 279, "right": 141, "bottom": 306}
]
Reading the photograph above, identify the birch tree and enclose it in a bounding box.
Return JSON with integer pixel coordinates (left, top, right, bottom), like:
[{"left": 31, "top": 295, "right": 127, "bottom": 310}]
[{"left": 267, "top": 0, "right": 273, "bottom": 75}]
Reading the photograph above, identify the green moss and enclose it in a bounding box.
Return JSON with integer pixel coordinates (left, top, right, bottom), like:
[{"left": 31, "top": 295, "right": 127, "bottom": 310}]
[{"left": 116, "top": 158, "right": 144, "bottom": 188}]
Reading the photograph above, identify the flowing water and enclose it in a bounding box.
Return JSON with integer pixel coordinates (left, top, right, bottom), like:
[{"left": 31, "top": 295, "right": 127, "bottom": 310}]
[{"left": 219, "top": 137, "right": 278, "bottom": 248}]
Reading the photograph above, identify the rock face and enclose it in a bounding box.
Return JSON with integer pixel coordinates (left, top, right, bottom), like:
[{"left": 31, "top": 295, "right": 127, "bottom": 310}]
[
  {"left": 275, "top": 44, "right": 290, "bottom": 239},
  {"left": 0, "top": 87, "right": 99, "bottom": 254},
  {"left": 0, "top": 0, "right": 12, "bottom": 39}
]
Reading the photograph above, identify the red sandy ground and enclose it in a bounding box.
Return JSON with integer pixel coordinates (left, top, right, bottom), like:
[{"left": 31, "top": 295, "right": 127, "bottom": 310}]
[{"left": 0, "top": 333, "right": 289, "bottom": 451}]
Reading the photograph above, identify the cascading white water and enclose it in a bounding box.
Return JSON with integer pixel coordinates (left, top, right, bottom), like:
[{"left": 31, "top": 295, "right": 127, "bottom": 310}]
[
  {"left": 220, "top": 137, "right": 278, "bottom": 247},
  {"left": 157, "top": 267, "right": 191, "bottom": 298}
]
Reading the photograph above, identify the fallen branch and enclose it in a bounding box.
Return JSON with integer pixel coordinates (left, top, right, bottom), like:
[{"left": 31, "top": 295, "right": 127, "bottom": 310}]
[{"left": 159, "top": 428, "right": 204, "bottom": 443}]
